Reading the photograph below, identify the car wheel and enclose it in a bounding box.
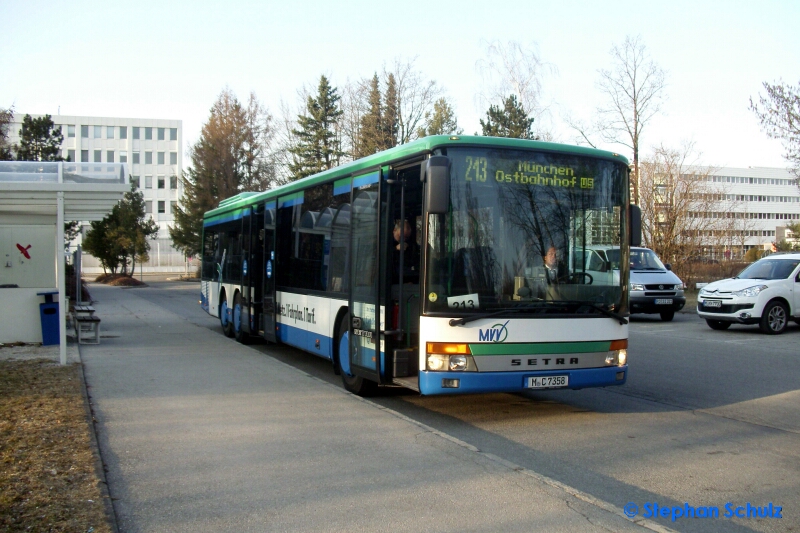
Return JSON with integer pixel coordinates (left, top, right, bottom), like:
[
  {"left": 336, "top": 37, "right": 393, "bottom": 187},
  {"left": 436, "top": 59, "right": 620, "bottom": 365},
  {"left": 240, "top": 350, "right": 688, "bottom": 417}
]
[
  {"left": 759, "top": 301, "right": 789, "bottom": 334},
  {"left": 660, "top": 310, "right": 674, "bottom": 322},
  {"left": 706, "top": 319, "right": 731, "bottom": 330}
]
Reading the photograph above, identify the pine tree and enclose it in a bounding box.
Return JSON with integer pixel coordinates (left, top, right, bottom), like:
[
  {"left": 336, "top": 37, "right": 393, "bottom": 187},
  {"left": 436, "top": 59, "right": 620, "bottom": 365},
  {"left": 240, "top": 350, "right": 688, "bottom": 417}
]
[
  {"left": 479, "top": 94, "right": 535, "bottom": 139},
  {"left": 382, "top": 73, "right": 399, "bottom": 149},
  {"left": 15, "top": 114, "right": 64, "bottom": 161},
  {"left": 169, "top": 89, "right": 274, "bottom": 257},
  {"left": 354, "top": 74, "right": 383, "bottom": 158},
  {"left": 0, "top": 107, "right": 13, "bottom": 161},
  {"left": 417, "top": 98, "right": 462, "bottom": 137},
  {"left": 289, "top": 75, "right": 344, "bottom": 180}
]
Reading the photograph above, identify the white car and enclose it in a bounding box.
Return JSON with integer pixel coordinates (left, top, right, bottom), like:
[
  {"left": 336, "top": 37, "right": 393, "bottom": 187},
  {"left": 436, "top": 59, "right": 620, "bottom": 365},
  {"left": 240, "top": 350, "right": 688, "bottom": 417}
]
[{"left": 697, "top": 252, "right": 800, "bottom": 334}]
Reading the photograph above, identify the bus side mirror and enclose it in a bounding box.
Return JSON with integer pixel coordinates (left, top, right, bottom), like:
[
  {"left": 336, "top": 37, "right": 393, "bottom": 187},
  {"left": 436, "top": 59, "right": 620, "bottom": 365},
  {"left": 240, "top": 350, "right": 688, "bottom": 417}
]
[
  {"left": 422, "top": 156, "right": 450, "bottom": 215},
  {"left": 629, "top": 204, "right": 642, "bottom": 247}
]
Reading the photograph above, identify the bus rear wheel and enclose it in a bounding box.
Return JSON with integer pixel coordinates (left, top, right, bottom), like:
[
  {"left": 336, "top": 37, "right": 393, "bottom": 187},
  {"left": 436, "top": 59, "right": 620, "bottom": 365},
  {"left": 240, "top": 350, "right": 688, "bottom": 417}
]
[
  {"left": 220, "top": 292, "right": 234, "bottom": 338},
  {"left": 336, "top": 314, "right": 377, "bottom": 397}
]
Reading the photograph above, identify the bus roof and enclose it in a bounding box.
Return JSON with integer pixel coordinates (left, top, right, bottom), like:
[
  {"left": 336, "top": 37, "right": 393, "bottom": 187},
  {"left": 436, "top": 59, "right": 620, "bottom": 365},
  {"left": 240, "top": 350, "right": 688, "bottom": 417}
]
[{"left": 204, "top": 135, "right": 629, "bottom": 221}]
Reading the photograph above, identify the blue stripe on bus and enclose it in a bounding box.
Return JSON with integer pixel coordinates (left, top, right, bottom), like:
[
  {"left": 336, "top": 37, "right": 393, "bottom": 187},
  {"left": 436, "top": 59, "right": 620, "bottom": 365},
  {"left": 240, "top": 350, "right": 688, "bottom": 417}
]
[
  {"left": 264, "top": 200, "right": 276, "bottom": 210},
  {"left": 353, "top": 171, "right": 379, "bottom": 189},
  {"left": 276, "top": 322, "right": 333, "bottom": 360},
  {"left": 278, "top": 192, "right": 304, "bottom": 208},
  {"left": 417, "top": 366, "right": 627, "bottom": 395},
  {"left": 205, "top": 208, "right": 249, "bottom": 227}
]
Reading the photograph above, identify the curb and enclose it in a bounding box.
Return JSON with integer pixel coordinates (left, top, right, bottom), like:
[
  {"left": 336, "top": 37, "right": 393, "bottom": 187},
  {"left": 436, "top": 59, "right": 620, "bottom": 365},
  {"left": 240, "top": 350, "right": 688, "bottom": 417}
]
[{"left": 75, "top": 341, "right": 120, "bottom": 533}]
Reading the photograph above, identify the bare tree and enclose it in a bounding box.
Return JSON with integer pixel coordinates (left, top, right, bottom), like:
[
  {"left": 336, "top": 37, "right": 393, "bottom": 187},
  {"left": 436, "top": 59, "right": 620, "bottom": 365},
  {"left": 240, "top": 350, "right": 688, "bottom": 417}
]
[
  {"left": 476, "top": 40, "right": 556, "bottom": 139},
  {"left": 383, "top": 58, "right": 445, "bottom": 144},
  {"left": 750, "top": 80, "right": 800, "bottom": 182},
  {"left": 596, "top": 35, "right": 667, "bottom": 205},
  {"left": 638, "top": 142, "right": 720, "bottom": 285},
  {"left": 338, "top": 77, "right": 371, "bottom": 160}
]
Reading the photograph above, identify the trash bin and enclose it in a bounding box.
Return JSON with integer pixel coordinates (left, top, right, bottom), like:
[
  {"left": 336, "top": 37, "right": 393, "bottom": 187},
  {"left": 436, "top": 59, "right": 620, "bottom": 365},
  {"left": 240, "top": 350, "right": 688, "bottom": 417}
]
[{"left": 37, "top": 291, "right": 60, "bottom": 346}]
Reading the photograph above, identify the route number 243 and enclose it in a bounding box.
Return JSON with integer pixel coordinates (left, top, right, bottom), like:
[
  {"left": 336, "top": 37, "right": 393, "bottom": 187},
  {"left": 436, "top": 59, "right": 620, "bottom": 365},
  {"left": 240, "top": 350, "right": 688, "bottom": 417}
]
[{"left": 465, "top": 157, "right": 488, "bottom": 182}]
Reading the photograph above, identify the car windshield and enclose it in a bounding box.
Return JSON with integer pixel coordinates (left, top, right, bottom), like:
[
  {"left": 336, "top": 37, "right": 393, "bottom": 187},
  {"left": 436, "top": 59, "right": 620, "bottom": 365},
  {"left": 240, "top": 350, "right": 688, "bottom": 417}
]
[
  {"left": 627, "top": 248, "right": 666, "bottom": 270},
  {"left": 423, "top": 147, "right": 629, "bottom": 316},
  {"left": 737, "top": 258, "right": 800, "bottom": 280}
]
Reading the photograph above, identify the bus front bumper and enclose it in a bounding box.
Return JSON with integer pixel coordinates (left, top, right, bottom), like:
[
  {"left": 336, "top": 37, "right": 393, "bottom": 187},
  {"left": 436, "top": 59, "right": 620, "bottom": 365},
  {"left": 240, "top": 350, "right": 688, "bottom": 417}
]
[{"left": 418, "top": 366, "right": 628, "bottom": 395}]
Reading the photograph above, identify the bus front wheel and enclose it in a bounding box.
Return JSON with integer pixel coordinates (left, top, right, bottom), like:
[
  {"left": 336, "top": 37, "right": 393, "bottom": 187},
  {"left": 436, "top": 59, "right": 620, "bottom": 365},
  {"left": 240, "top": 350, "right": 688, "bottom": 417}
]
[{"left": 336, "top": 315, "right": 377, "bottom": 397}]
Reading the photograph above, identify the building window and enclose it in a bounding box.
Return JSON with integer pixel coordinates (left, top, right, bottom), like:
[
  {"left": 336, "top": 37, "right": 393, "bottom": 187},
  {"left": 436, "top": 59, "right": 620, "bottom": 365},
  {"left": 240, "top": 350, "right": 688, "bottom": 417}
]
[
  {"left": 107, "top": 126, "right": 114, "bottom": 139},
  {"left": 68, "top": 125, "right": 75, "bottom": 138},
  {"left": 170, "top": 152, "right": 177, "bottom": 165},
  {"left": 131, "top": 176, "right": 139, "bottom": 188},
  {"left": 145, "top": 127, "right": 153, "bottom": 140},
  {"left": 107, "top": 150, "right": 115, "bottom": 163},
  {"left": 170, "top": 175, "right": 178, "bottom": 189},
  {"left": 81, "top": 125, "right": 89, "bottom": 138},
  {"left": 170, "top": 128, "right": 177, "bottom": 141},
  {"left": 94, "top": 150, "right": 102, "bottom": 163},
  {"left": 145, "top": 201, "right": 152, "bottom": 214},
  {"left": 158, "top": 127, "right": 165, "bottom": 140},
  {"left": 145, "top": 151, "right": 153, "bottom": 164},
  {"left": 158, "top": 201, "right": 166, "bottom": 214},
  {"left": 120, "top": 151, "right": 128, "bottom": 163},
  {"left": 158, "top": 152, "right": 165, "bottom": 165},
  {"left": 145, "top": 176, "right": 153, "bottom": 189},
  {"left": 81, "top": 150, "right": 89, "bottom": 162},
  {"left": 158, "top": 176, "right": 165, "bottom": 189},
  {"left": 94, "top": 125, "right": 102, "bottom": 138},
  {"left": 133, "top": 127, "right": 140, "bottom": 140},
  {"left": 120, "top": 126, "right": 127, "bottom": 139},
  {"left": 133, "top": 152, "right": 140, "bottom": 164},
  {"left": 67, "top": 149, "right": 75, "bottom": 162}
]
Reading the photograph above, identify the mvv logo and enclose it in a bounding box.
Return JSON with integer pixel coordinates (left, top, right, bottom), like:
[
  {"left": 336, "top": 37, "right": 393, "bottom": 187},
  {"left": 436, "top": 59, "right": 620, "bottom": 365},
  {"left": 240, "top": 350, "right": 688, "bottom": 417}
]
[{"left": 479, "top": 320, "right": 509, "bottom": 343}]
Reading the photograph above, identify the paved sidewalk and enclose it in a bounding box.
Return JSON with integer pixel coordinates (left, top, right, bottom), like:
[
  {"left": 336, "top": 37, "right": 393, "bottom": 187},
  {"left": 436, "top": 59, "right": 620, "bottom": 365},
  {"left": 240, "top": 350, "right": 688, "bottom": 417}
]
[{"left": 80, "top": 284, "right": 659, "bottom": 533}]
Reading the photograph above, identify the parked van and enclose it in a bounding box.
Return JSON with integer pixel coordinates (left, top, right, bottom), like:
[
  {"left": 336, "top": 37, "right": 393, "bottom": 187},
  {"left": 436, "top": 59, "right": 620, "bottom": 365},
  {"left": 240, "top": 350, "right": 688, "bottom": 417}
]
[{"left": 582, "top": 246, "right": 686, "bottom": 321}]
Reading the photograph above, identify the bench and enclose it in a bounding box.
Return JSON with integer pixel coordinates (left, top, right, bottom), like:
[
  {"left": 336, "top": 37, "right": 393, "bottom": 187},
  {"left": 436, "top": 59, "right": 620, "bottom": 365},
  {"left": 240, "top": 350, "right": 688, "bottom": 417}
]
[{"left": 75, "top": 314, "right": 101, "bottom": 344}]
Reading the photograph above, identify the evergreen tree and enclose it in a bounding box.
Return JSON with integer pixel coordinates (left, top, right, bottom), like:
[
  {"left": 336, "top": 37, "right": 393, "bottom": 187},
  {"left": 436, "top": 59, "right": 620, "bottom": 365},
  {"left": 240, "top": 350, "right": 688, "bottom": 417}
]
[
  {"left": 83, "top": 184, "right": 158, "bottom": 274},
  {"left": 169, "top": 89, "right": 274, "bottom": 257},
  {"left": 479, "top": 94, "right": 535, "bottom": 139},
  {"left": 382, "top": 73, "right": 399, "bottom": 149},
  {"left": 0, "top": 106, "right": 13, "bottom": 161},
  {"left": 417, "top": 98, "right": 462, "bottom": 137},
  {"left": 354, "top": 73, "right": 383, "bottom": 158},
  {"left": 288, "top": 75, "right": 344, "bottom": 180},
  {"left": 15, "top": 114, "right": 64, "bottom": 161}
]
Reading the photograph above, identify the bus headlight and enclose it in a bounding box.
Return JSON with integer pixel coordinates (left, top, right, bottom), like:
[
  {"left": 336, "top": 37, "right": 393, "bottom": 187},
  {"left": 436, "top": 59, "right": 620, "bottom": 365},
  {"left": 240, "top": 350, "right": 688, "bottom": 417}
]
[
  {"left": 426, "top": 343, "right": 477, "bottom": 371},
  {"left": 605, "top": 340, "right": 628, "bottom": 366}
]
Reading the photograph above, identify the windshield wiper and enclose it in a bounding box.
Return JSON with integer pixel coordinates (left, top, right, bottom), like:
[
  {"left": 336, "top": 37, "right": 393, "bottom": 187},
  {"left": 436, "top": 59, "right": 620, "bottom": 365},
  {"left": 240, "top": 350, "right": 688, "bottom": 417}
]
[
  {"left": 448, "top": 302, "right": 563, "bottom": 326},
  {"left": 576, "top": 302, "right": 628, "bottom": 325}
]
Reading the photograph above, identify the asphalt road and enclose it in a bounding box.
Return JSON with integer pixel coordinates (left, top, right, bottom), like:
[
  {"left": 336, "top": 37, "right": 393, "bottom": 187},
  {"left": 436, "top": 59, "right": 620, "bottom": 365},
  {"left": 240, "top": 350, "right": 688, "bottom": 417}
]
[{"left": 133, "top": 280, "right": 800, "bottom": 532}]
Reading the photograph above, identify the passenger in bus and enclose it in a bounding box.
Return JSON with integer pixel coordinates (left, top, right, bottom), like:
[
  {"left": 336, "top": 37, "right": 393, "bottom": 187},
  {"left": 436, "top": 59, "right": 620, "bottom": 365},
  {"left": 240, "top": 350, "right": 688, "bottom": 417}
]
[
  {"left": 544, "top": 245, "right": 568, "bottom": 284},
  {"left": 392, "top": 219, "right": 419, "bottom": 284}
]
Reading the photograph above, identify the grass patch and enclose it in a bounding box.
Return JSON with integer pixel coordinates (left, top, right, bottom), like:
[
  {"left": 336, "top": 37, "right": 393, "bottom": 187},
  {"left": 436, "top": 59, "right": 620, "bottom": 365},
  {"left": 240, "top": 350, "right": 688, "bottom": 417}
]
[{"left": 0, "top": 359, "right": 112, "bottom": 532}]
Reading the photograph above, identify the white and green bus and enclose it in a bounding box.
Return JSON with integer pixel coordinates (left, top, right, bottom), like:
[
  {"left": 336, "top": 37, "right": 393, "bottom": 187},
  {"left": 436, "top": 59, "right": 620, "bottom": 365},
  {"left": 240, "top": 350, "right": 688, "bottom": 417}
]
[{"left": 200, "top": 135, "right": 638, "bottom": 395}]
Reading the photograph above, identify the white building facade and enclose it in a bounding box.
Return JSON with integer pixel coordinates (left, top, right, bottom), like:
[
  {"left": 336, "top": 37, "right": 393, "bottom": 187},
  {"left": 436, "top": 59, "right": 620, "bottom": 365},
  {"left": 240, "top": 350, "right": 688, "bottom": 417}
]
[
  {"left": 696, "top": 166, "right": 799, "bottom": 258},
  {"left": 7, "top": 114, "right": 188, "bottom": 273}
]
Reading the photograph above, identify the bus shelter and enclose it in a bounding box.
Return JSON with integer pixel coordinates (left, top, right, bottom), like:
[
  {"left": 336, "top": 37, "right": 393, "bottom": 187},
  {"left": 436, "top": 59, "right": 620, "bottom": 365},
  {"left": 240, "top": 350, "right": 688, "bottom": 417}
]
[{"left": 0, "top": 161, "right": 128, "bottom": 364}]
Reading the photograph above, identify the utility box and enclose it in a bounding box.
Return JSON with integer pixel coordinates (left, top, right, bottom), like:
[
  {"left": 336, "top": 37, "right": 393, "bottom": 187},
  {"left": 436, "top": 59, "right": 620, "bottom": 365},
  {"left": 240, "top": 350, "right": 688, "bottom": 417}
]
[{"left": 38, "top": 291, "right": 59, "bottom": 346}]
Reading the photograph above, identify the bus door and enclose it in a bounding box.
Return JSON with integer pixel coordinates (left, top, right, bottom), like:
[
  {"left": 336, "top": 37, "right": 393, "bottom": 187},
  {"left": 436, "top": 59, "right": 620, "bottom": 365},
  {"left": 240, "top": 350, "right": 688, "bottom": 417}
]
[
  {"left": 385, "top": 163, "right": 424, "bottom": 383},
  {"left": 261, "top": 202, "right": 277, "bottom": 343},
  {"left": 245, "top": 206, "right": 264, "bottom": 336},
  {"left": 348, "top": 171, "right": 382, "bottom": 383}
]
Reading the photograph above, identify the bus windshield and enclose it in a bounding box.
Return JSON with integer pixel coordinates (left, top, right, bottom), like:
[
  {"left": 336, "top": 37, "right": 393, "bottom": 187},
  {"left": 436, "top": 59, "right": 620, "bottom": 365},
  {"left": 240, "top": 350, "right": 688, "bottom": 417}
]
[{"left": 424, "top": 147, "right": 629, "bottom": 315}]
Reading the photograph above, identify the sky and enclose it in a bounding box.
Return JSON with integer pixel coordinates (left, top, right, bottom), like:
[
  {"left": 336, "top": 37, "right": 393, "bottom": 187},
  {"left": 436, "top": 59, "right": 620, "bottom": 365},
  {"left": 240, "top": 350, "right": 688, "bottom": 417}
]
[{"left": 2, "top": 0, "right": 798, "bottom": 170}]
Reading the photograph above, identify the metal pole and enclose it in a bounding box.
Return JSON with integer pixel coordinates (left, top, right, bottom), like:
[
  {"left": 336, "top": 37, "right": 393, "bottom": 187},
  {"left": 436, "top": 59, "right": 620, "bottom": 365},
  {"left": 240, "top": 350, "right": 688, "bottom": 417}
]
[{"left": 57, "top": 191, "right": 66, "bottom": 365}]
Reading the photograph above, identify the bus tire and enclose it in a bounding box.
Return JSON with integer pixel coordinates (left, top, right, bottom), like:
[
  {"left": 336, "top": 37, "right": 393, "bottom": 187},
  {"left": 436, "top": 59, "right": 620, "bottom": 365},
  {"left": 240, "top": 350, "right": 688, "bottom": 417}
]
[
  {"left": 233, "top": 292, "right": 251, "bottom": 344},
  {"left": 336, "top": 314, "right": 377, "bottom": 397},
  {"left": 220, "top": 291, "right": 234, "bottom": 338}
]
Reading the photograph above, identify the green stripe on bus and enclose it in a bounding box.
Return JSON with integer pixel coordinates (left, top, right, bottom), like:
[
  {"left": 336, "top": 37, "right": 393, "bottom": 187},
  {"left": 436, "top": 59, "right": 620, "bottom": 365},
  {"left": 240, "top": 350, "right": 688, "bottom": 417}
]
[{"left": 468, "top": 341, "right": 611, "bottom": 356}]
